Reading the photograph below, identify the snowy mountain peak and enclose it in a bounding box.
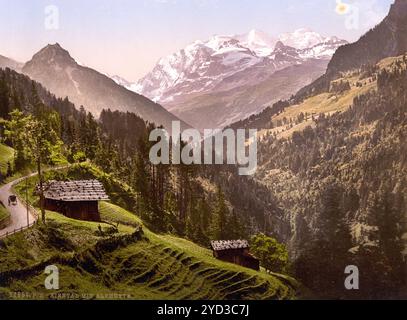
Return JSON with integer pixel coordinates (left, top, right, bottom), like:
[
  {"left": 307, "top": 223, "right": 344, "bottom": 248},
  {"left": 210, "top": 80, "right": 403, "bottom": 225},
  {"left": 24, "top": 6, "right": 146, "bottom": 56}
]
[
  {"left": 235, "top": 29, "right": 277, "bottom": 56},
  {"left": 246, "top": 29, "right": 275, "bottom": 46},
  {"left": 206, "top": 35, "right": 243, "bottom": 52},
  {"left": 279, "top": 28, "right": 329, "bottom": 50}
]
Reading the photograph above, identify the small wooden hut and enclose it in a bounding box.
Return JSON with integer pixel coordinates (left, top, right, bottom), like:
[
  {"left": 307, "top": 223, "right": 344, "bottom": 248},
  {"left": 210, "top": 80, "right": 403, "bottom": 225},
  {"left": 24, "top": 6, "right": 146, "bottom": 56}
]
[
  {"left": 210, "top": 240, "right": 260, "bottom": 271},
  {"left": 42, "top": 180, "right": 109, "bottom": 222}
]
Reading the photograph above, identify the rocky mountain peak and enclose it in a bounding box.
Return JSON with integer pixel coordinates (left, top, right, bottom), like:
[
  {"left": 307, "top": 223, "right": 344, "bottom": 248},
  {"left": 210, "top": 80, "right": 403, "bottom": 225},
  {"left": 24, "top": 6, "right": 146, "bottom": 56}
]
[
  {"left": 386, "top": 0, "right": 407, "bottom": 26},
  {"left": 273, "top": 41, "right": 286, "bottom": 50},
  {"left": 21, "top": 43, "right": 188, "bottom": 130},
  {"left": 273, "top": 41, "right": 298, "bottom": 52},
  {"left": 27, "top": 43, "right": 76, "bottom": 67}
]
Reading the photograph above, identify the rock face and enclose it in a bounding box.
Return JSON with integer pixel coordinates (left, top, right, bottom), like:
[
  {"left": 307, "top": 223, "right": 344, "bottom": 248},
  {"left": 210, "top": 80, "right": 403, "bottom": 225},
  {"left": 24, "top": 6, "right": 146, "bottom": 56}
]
[
  {"left": 327, "top": 0, "right": 407, "bottom": 75},
  {"left": 22, "top": 43, "right": 189, "bottom": 130},
  {"left": 132, "top": 29, "right": 346, "bottom": 130}
]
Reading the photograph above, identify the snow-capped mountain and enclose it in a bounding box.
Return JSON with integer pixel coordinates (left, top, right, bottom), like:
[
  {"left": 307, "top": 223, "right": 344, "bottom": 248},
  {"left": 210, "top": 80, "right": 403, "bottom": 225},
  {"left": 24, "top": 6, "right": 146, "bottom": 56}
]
[
  {"left": 299, "top": 37, "right": 347, "bottom": 59},
  {"left": 235, "top": 29, "right": 278, "bottom": 57},
  {"left": 279, "top": 28, "right": 327, "bottom": 50},
  {"left": 116, "top": 29, "right": 347, "bottom": 129},
  {"left": 132, "top": 34, "right": 265, "bottom": 103},
  {"left": 134, "top": 29, "right": 346, "bottom": 101}
]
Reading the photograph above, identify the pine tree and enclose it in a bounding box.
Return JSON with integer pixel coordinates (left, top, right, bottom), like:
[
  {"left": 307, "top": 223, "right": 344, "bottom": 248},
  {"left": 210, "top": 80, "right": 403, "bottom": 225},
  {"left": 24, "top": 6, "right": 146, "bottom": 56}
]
[
  {"left": 211, "top": 187, "right": 230, "bottom": 240},
  {"left": 6, "top": 161, "right": 12, "bottom": 177},
  {"left": 228, "top": 209, "right": 246, "bottom": 240},
  {"left": 186, "top": 197, "right": 199, "bottom": 241},
  {"left": 198, "top": 198, "right": 211, "bottom": 243},
  {"left": 134, "top": 134, "right": 152, "bottom": 220},
  {"left": 0, "top": 76, "right": 10, "bottom": 119},
  {"left": 298, "top": 180, "right": 352, "bottom": 297},
  {"left": 367, "top": 185, "right": 405, "bottom": 293}
]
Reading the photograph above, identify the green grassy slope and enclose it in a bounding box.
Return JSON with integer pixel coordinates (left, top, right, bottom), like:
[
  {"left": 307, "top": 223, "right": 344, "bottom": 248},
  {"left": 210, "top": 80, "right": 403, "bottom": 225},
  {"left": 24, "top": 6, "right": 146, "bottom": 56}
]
[
  {"left": 257, "top": 63, "right": 378, "bottom": 140},
  {"left": 0, "top": 143, "right": 14, "bottom": 174},
  {"left": 0, "top": 202, "right": 9, "bottom": 222},
  {"left": 0, "top": 143, "right": 13, "bottom": 222},
  {"left": 0, "top": 199, "right": 298, "bottom": 300}
]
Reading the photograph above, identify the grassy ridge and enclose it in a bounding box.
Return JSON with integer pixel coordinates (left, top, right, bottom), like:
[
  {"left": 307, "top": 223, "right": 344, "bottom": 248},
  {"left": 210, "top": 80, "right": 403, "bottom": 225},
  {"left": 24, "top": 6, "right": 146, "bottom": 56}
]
[
  {"left": 257, "top": 68, "right": 377, "bottom": 140},
  {"left": 0, "top": 192, "right": 298, "bottom": 300}
]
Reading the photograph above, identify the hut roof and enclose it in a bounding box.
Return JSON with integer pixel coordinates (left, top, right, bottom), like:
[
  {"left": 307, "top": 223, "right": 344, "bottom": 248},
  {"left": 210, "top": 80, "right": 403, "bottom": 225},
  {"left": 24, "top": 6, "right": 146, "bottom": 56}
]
[
  {"left": 42, "top": 180, "right": 110, "bottom": 202},
  {"left": 210, "top": 240, "right": 249, "bottom": 251}
]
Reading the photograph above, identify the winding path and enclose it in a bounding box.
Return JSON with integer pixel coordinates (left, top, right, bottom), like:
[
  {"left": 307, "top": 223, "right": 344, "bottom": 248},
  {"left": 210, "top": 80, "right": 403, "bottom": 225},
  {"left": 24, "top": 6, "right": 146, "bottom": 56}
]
[
  {"left": 0, "top": 173, "right": 38, "bottom": 238},
  {"left": 0, "top": 166, "right": 70, "bottom": 238}
]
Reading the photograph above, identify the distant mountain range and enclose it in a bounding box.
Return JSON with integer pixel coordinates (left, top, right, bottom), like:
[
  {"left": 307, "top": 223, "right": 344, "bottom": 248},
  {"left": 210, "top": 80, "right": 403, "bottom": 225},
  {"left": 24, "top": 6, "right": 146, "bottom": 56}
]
[
  {"left": 133, "top": 29, "right": 345, "bottom": 103},
  {"left": 0, "top": 28, "right": 346, "bottom": 131},
  {"left": 122, "top": 28, "right": 347, "bottom": 129}
]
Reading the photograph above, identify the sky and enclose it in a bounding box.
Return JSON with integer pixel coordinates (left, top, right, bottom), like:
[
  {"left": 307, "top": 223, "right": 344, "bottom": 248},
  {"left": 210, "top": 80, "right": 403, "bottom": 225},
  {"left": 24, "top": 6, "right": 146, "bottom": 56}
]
[{"left": 0, "top": 0, "right": 394, "bottom": 81}]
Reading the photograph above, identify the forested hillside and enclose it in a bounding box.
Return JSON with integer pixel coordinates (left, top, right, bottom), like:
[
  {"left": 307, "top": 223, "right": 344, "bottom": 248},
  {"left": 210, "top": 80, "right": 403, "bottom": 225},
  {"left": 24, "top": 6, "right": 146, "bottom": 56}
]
[
  {"left": 0, "top": 65, "right": 297, "bottom": 299},
  {"left": 0, "top": 67, "right": 275, "bottom": 247},
  {"left": 250, "top": 55, "right": 407, "bottom": 299}
]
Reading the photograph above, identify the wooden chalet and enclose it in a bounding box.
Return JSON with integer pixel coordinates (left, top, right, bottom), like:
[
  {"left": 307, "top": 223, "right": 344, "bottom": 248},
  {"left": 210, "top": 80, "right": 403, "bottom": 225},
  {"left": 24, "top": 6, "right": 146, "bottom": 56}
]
[
  {"left": 210, "top": 240, "right": 260, "bottom": 271},
  {"left": 42, "top": 180, "right": 109, "bottom": 222}
]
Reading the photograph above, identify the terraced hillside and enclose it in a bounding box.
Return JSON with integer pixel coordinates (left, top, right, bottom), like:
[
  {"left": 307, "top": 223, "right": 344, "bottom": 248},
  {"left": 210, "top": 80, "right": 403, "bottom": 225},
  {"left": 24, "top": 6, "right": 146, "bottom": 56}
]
[{"left": 0, "top": 198, "right": 298, "bottom": 300}]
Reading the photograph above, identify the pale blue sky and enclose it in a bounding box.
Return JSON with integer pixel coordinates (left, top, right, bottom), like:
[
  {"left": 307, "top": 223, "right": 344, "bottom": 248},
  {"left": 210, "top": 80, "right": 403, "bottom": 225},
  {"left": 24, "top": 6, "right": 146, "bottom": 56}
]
[{"left": 0, "top": 0, "right": 394, "bottom": 80}]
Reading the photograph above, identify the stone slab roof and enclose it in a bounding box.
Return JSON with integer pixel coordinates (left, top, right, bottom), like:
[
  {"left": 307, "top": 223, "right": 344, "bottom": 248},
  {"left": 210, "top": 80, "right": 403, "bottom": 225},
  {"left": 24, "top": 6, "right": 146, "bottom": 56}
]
[
  {"left": 210, "top": 240, "right": 249, "bottom": 251},
  {"left": 42, "top": 180, "right": 109, "bottom": 202}
]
